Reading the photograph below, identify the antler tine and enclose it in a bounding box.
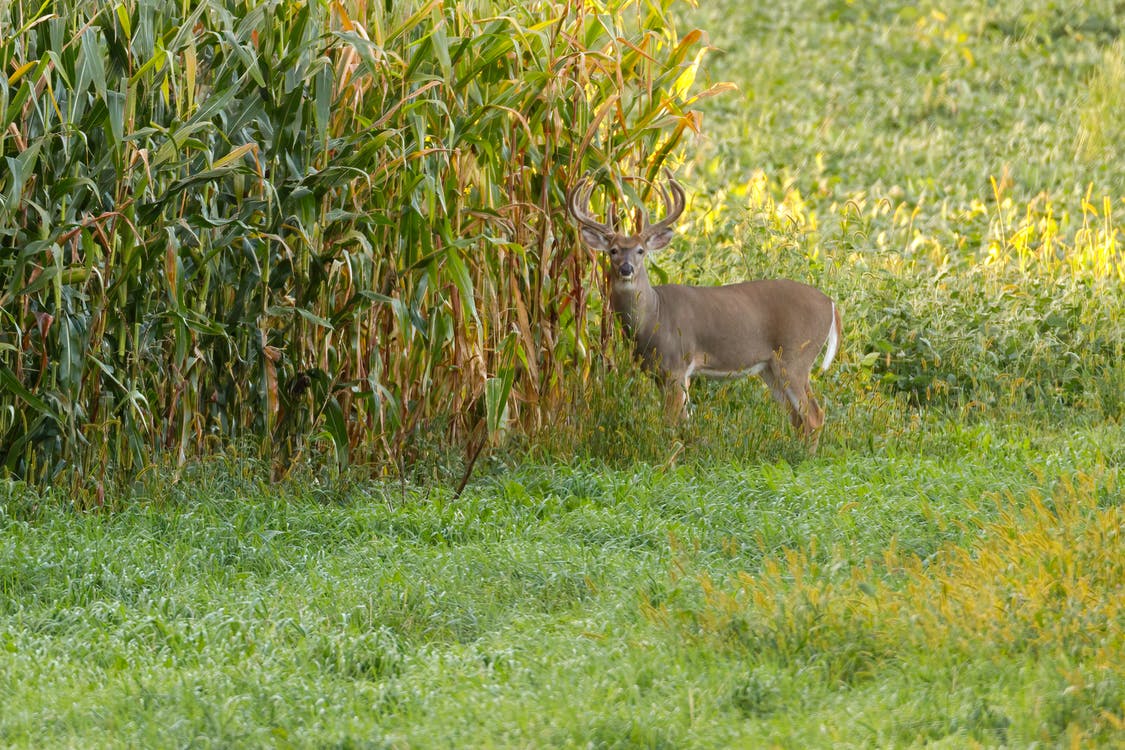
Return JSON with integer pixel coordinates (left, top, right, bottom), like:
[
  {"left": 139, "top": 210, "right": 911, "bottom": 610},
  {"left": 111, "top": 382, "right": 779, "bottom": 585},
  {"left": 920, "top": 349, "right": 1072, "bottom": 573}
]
[
  {"left": 567, "top": 174, "right": 613, "bottom": 235},
  {"left": 642, "top": 169, "right": 686, "bottom": 236},
  {"left": 646, "top": 179, "right": 671, "bottom": 230},
  {"left": 638, "top": 182, "right": 654, "bottom": 232},
  {"left": 564, "top": 175, "right": 584, "bottom": 219}
]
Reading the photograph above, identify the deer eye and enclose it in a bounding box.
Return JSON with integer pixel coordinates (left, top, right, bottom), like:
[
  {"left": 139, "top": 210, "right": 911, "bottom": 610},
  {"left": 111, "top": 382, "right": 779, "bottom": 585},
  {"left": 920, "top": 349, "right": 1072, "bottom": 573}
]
[{"left": 609, "top": 247, "right": 618, "bottom": 256}]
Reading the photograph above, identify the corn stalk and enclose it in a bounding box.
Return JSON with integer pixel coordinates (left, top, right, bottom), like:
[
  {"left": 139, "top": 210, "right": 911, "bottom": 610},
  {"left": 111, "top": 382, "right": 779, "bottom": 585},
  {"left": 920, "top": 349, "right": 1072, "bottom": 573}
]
[{"left": 0, "top": 0, "right": 720, "bottom": 495}]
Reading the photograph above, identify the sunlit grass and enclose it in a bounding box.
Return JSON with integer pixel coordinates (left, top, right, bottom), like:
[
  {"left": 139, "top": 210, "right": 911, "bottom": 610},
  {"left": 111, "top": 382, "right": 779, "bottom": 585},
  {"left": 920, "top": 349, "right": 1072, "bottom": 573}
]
[{"left": 1077, "top": 41, "right": 1125, "bottom": 165}]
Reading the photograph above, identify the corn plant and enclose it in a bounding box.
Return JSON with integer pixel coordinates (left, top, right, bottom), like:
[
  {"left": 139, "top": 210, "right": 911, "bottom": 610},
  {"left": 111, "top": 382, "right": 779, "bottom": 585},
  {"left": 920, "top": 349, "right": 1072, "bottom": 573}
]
[{"left": 0, "top": 0, "right": 720, "bottom": 496}]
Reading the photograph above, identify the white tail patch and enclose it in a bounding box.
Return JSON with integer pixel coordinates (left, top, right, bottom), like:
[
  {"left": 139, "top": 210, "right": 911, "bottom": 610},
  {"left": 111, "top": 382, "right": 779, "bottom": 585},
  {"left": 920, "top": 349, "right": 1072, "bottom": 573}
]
[{"left": 819, "top": 302, "right": 840, "bottom": 373}]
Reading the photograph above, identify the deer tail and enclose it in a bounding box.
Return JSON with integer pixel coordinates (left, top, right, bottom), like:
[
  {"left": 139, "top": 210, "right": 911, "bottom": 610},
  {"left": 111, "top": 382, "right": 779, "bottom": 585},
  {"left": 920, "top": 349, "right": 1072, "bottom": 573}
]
[{"left": 819, "top": 302, "right": 843, "bottom": 373}]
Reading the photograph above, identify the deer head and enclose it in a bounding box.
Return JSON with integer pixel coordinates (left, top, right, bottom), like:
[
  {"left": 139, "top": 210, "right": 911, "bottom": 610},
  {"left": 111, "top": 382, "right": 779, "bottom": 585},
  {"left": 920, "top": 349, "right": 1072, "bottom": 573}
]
[{"left": 565, "top": 173, "right": 686, "bottom": 289}]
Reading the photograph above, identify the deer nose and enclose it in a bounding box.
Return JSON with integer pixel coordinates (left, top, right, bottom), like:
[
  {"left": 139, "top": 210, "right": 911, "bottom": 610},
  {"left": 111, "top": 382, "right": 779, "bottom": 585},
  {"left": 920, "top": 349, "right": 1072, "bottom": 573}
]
[{"left": 618, "top": 262, "right": 635, "bottom": 278}]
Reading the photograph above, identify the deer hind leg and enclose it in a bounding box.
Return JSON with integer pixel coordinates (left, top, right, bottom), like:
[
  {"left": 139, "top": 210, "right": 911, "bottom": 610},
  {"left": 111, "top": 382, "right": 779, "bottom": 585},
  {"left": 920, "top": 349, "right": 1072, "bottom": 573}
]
[
  {"left": 759, "top": 369, "right": 802, "bottom": 430},
  {"left": 803, "top": 384, "right": 825, "bottom": 432},
  {"left": 765, "top": 359, "right": 823, "bottom": 451},
  {"left": 801, "top": 384, "right": 825, "bottom": 452},
  {"left": 661, "top": 372, "right": 691, "bottom": 422}
]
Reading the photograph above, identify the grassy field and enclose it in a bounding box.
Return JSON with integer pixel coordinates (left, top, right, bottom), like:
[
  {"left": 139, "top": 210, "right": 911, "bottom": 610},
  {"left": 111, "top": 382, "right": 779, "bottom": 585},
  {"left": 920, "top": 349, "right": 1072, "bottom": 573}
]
[
  {"left": 2, "top": 0, "right": 1124, "bottom": 747},
  {"left": 1, "top": 418, "right": 1121, "bottom": 747}
]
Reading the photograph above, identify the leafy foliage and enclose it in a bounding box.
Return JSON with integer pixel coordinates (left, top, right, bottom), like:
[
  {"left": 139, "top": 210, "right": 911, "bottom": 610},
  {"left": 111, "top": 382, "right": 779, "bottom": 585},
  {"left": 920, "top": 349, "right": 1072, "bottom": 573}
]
[{"left": 0, "top": 0, "right": 715, "bottom": 494}]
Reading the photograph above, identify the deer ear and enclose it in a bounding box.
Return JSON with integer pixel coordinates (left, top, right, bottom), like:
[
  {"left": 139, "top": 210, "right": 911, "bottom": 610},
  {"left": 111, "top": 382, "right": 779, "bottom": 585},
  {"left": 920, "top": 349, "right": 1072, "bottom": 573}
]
[
  {"left": 644, "top": 227, "right": 675, "bottom": 252},
  {"left": 579, "top": 226, "right": 612, "bottom": 252}
]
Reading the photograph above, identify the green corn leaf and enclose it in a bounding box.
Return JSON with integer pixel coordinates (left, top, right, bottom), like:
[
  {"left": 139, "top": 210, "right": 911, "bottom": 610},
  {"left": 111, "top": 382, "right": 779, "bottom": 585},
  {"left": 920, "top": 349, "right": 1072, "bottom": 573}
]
[
  {"left": 321, "top": 395, "right": 349, "bottom": 467},
  {"left": 485, "top": 332, "right": 519, "bottom": 439},
  {"left": 297, "top": 307, "right": 334, "bottom": 329},
  {"left": 0, "top": 366, "right": 57, "bottom": 418}
]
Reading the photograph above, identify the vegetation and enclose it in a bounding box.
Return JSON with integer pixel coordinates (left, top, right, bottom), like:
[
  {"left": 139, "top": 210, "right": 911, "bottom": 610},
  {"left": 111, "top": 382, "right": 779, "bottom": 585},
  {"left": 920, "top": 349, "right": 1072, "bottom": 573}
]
[
  {"left": 679, "top": 0, "right": 1124, "bottom": 418},
  {"left": 1, "top": 427, "right": 1120, "bottom": 747},
  {"left": 1, "top": 0, "right": 1123, "bottom": 747},
  {"left": 0, "top": 0, "right": 716, "bottom": 492}
]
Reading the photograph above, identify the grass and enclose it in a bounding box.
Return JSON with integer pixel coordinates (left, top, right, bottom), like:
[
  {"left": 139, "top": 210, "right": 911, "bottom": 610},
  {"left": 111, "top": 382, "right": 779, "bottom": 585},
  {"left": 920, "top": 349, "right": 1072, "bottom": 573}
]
[
  {"left": 1, "top": 407, "right": 1122, "bottom": 747},
  {"left": 2, "top": 0, "right": 1124, "bottom": 746}
]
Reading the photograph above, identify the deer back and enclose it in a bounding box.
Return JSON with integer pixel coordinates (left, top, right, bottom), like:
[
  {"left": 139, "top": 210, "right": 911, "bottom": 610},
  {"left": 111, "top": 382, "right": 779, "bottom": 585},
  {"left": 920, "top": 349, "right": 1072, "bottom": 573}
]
[{"left": 639, "top": 279, "right": 836, "bottom": 379}]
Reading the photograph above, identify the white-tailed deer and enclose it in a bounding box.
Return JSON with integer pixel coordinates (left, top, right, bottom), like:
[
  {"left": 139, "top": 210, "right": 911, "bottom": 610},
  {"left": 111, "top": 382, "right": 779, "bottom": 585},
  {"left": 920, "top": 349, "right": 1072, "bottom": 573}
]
[{"left": 567, "top": 173, "right": 842, "bottom": 450}]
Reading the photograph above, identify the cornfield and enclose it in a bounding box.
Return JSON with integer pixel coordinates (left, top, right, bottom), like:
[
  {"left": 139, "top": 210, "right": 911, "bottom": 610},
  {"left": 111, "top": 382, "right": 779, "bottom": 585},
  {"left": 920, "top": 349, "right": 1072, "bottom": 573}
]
[{"left": 0, "top": 0, "right": 719, "bottom": 495}]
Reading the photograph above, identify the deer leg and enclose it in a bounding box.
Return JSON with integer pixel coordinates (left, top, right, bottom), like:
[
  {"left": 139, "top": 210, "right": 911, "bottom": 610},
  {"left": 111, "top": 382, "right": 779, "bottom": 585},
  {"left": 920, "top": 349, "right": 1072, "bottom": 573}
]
[
  {"left": 785, "top": 374, "right": 826, "bottom": 452},
  {"left": 664, "top": 375, "right": 691, "bottom": 422},
  {"left": 800, "top": 384, "right": 826, "bottom": 453},
  {"left": 759, "top": 369, "right": 803, "bottom": 430},
  {"left": 785, "top": 375, "right": 822, "bottom": 443},
  {"left": 766, "top": 360, "right": 823, "bottom": 451},
  {"left": 803, "top": 384, "right": 825, "bottom": 432}
]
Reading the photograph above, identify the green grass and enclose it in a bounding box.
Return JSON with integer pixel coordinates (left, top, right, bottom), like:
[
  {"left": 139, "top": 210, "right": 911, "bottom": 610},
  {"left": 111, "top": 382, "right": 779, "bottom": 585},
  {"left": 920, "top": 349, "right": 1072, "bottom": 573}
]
[
  {"left": 2, "top": 0, "right": 1124, "bottom": 746},
  {"left": 0, "top": 411, "right": 1121, "bottom": 747},
  {"left": 681, "top": 0, "right": 1125, "bottom": 201}
]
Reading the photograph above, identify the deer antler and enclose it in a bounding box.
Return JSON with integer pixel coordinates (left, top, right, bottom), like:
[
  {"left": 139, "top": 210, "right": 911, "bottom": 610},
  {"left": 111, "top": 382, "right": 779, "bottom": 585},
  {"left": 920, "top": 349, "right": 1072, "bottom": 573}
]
[
  {"left": 640, "top": 170, "right": 686, "bottom": 242},
  {"left": 566, "top": 175, "right": 613, "bottom": 236}
]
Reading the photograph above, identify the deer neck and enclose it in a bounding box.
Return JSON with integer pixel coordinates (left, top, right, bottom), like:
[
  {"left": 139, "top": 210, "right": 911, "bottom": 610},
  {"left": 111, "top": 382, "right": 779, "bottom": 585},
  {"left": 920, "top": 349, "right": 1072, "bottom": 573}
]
[{"left": 610, "top": 274, "right": 660, "bottom": 339}]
